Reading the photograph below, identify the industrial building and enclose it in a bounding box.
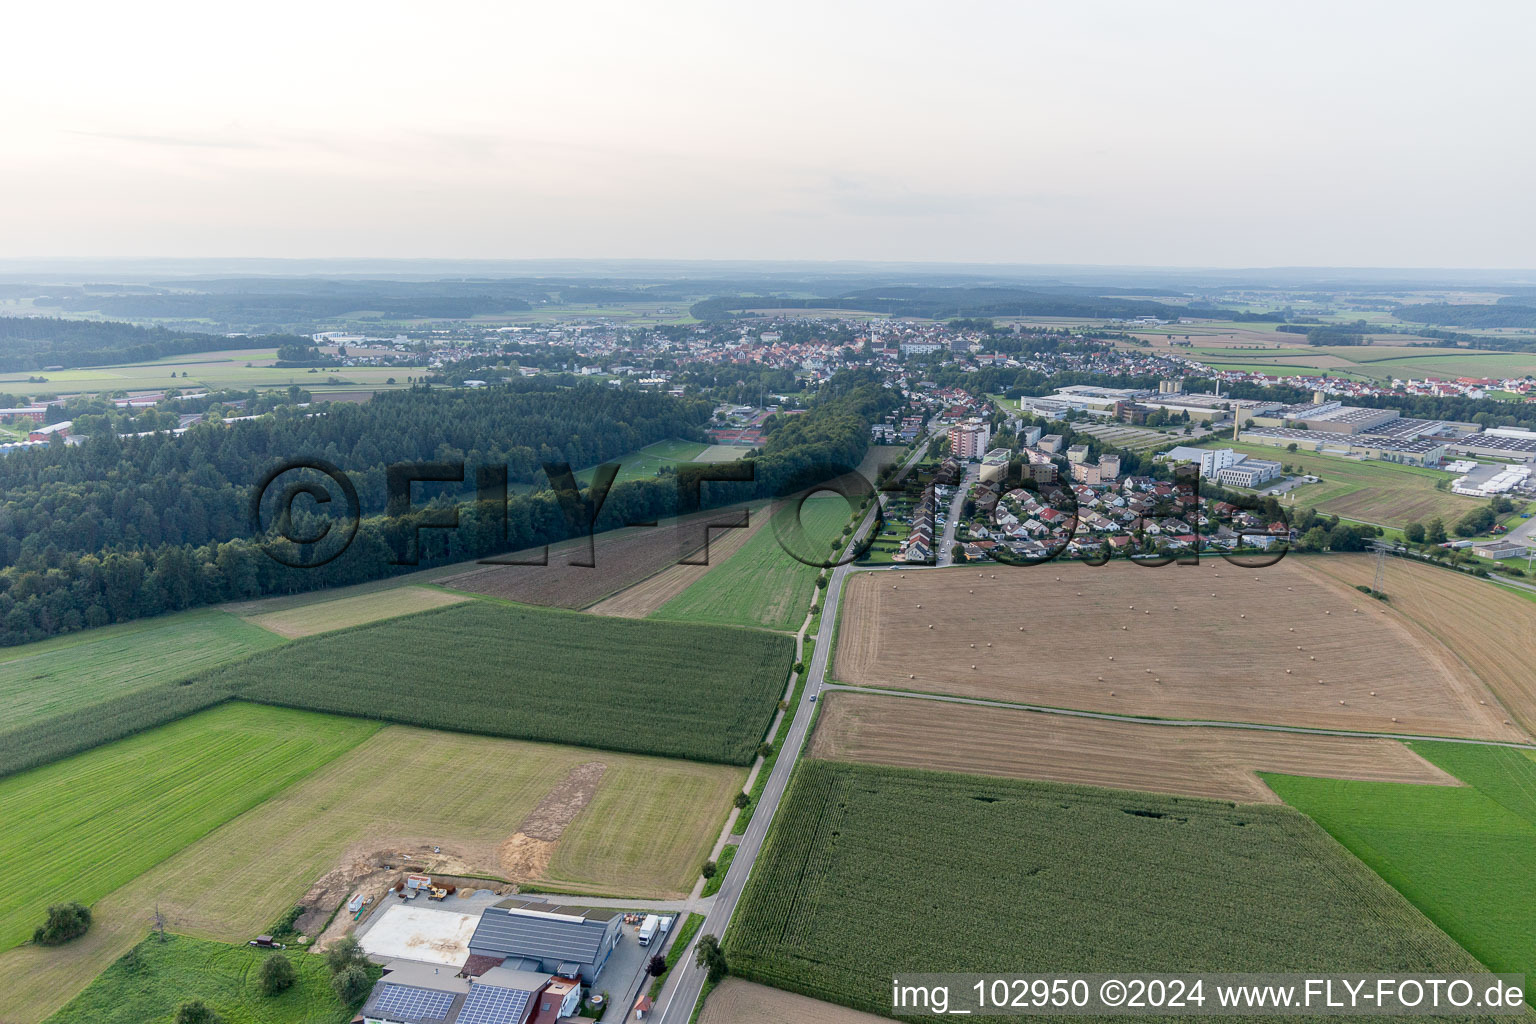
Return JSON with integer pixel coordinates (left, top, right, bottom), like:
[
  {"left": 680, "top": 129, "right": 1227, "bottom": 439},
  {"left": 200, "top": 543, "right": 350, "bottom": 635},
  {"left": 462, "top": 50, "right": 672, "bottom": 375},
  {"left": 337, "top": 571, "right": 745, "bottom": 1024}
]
[
  {"left": 466, "top": 904, "right": 624, "bottom": 986},
  {"left": 1238, "top": 427, "right": 1449, "bottom": 467}
]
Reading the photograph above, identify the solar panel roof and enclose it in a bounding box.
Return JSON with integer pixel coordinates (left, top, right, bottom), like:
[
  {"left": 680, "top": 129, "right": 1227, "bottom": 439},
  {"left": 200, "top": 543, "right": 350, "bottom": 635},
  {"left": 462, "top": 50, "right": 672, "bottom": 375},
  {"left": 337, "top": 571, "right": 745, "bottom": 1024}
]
[
  {"left": 457, "top": 985, "right": 533, "bottom": 1024},
  {"left": 370, "top": 984, "right": 457, "bottom": 1022}
]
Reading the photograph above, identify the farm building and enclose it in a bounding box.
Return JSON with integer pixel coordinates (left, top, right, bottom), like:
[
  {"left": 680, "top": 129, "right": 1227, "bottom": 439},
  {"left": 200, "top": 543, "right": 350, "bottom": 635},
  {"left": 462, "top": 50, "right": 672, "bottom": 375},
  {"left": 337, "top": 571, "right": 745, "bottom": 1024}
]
[
  {"left": 466, "top": 902, "right": 624, "bottom": 985},
  {"left": 360, "top": 960, "right": 580, "bottom": 1024}
]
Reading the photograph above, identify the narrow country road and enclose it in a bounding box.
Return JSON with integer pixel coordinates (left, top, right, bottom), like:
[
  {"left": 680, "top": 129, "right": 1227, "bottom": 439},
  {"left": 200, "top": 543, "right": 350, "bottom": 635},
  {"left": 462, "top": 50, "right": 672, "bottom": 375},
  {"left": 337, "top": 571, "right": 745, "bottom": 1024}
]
[{"left": 653, "top": 434, "right": 934, "bottom": 1023}]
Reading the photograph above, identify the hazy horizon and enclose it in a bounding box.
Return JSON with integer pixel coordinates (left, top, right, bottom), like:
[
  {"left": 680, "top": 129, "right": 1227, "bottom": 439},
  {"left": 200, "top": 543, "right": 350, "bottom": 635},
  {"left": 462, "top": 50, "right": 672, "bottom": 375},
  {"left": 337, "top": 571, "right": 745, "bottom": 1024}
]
[{"left": 3, "top": 0, "right": 1531, "bottom": 267}]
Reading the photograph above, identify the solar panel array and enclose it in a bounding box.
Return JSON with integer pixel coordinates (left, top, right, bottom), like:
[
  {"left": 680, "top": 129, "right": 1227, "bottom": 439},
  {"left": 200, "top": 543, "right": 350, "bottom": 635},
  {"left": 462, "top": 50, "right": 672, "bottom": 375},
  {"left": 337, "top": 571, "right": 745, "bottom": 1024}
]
[
  {"left": 371, "top": 984, "right": 457, "bottom": 1022},
  {"left": 457, "top": 984, "right": 533, "bottom": 1024}
]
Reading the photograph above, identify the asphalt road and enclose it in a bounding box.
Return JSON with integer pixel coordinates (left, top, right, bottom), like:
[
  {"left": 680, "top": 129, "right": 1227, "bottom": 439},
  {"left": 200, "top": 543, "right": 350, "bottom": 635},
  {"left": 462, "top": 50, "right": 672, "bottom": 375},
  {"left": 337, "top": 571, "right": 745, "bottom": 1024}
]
[{"left": 654, "top": 435, "right": 933, "bottom": 1023}]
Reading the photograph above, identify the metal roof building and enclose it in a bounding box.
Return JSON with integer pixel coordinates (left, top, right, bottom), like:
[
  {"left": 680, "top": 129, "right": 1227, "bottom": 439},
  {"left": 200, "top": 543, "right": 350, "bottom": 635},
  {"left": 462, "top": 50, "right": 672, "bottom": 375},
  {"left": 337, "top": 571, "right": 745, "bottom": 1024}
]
[{"left": 467, "top": 905, "right": 623, "bottom": 985}]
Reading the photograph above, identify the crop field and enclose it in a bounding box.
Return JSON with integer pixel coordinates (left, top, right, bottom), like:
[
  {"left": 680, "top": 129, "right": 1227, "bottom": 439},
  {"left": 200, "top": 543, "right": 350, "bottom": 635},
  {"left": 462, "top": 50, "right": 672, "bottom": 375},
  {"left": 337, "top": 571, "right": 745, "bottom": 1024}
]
[
  {"left": 725, "top": 761, "right": 1485, "bottom": 1019},
  {"left": 436, "top": 502, "right": 758, "bottom": 610},
  {"left": 0, "top": 348, "right": 418, "bottom": 395},
  {"left": 1220, "top": 440, "right": 1482, "bottom": 528},
  {"left": 810, "top": 692, "right": 1458, "bottom": 803},
  {"left": 833, "top": 560, "right": 1525, "bottom": 741},
  {"left": 199, "top": 600, "right": 791, "bottom": 764},
  {"left": 241, "top": 585, "right": 469, "bottom": 637},
  {"left": 1303, "top": 555, "right": 1536, "bottom": 734},
  {"left": 1, "top": 724, "right": 743, "bottom": 1023},
  {"left": 0, "top": 704, "right": 376, "bottom": 951},
  {"left": 45, "top": 934, "right": 360, "bottom": 1024},
  {"left": 0, "top": 608, "right": 285, "bottom": 732},
  {"left": 653, "top": 494, "right": 851, "bottom": 631},
  {"left": 1267, "top": 741, "right": 1536, "bottom": 986},
  {"left": 587, "top": 503, "right": 774, "bottom": 618},
  {"left": 700, "top": 980, "right": 888, "bottom": 1024}
]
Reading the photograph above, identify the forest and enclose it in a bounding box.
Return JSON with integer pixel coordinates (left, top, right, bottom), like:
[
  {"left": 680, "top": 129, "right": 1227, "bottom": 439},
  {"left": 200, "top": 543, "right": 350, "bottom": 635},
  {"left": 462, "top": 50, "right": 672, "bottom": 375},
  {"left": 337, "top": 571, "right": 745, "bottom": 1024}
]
[
  {"left": 0, "top": 317, "right": 288, "bottom": 372},
  {"left": 0, "top": 377, "right": 891, "bottom": 645}
]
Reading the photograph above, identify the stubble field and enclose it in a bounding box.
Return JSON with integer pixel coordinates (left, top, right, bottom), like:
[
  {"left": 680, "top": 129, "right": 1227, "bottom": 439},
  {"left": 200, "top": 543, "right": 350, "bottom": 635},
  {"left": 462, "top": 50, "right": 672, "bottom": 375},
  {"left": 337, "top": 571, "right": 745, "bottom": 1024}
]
[
  {"left": 809, "top": 691, "right": 1458, "bottom": 803},
  {"left": 1302, "top": 554, "right": 1536, "bottom": 733},
  {"left": 833, "top": 559, "right": 1525, "bottom": 741},
  {"left": 699, "top": 980, "right": 888, "bottom": 1024}
]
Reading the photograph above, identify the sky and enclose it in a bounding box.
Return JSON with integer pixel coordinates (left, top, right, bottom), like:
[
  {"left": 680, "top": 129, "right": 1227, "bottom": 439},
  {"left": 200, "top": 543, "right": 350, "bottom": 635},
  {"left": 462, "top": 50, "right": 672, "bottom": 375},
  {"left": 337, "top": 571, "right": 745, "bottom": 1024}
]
[{"left": 1, "top": 0, "right": 1532, "bottom": 267}]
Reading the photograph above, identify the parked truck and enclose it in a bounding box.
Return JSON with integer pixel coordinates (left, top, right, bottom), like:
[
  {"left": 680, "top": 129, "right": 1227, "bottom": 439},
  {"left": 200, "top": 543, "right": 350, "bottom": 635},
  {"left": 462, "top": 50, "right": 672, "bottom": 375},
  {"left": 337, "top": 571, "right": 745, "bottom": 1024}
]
[{"left": 637, "top": 915, "right": 660, "bottom": 946}]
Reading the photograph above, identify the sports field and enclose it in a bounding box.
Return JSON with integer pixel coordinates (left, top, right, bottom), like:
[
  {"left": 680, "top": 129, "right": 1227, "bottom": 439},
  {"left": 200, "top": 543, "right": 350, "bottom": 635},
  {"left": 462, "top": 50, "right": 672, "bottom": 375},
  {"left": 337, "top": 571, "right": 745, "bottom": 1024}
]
[
  {"left": 834, "top": 561, "right": 1524, "bottom": 741},
  {"left": 810, "top": 692, "right": 1458, "bottom": 803},
  {"left": 1221, "top": 440, "right": 1483, "bottom": 528},
  {"left": 653, "top": 494, "right": 851, "bottom": 631},
  {"left": 1303, "top": 555, "right": 1536, "bottom": 734},
  {"left": 241, "top": 585, "right": 469, "bottom": 638},
  {"left": 577, "top": 438, "right": 711, "bottom": 486},
  {"left": 1267, "top": 741, "right": 1536, "bottom": 986},
  {"left": 726, "top": 761, "right": 1486, "bottom": 1019},
  {"left": 0, "top": 704, "right": 377, "bottom": 951},
  {"left": 45, "top": 934, "right": 359, "bottom": 1024},
  {"left": 0, "top": 609, "right": 285, "bottom": 731},
  {"left": 202, "top": 600, "right": 792, "bottom": 765}
]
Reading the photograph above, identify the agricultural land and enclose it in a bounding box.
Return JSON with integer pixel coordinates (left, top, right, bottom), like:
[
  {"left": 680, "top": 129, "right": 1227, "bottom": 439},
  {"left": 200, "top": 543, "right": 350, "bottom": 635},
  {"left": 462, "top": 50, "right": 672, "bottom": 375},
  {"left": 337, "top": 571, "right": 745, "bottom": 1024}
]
[
  {"left": 1266, "top": 741, "right": 1536, "bottom": 987},
  {"left": 241, "top": 586, "right": 470, "bottom": 638},
  {"left": 0, "top": 608, "right": 284, "bottom": 731},
  {"left": 0, "top": 704, "right": 377, "bottom": 950},
  {"left": 833, "top": 560, "right": 1525, "bottom": 741},
  {"left": 699, "top": 980, "right": 888, "bottom": 1024},
  {"left": 199, "top": 600, "right": 793, "bottom": 764},
  {"left": 1302, "top": 554, "right": 1536, "bottom": 733},
  {"left": 652, "top": 494, "right": 852, "bottom": 631},
  {"left": 809, "top": 691, "right": 1458, "bottom": 803},
  {"left": 725, "top": 760, "right": 1487, "bottom": 1021},
  {"left": 2, "top": 721, "right": 744, "bottom": 1023},
  {"left": 436, "top": 502, "right": 759, "bottom": 610}
]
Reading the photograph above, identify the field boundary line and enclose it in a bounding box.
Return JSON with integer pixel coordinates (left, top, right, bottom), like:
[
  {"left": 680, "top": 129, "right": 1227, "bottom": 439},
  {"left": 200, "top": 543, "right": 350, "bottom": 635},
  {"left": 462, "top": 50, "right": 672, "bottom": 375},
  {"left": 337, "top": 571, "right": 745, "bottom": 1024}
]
[{"left": 821, "top": 684, "right": 1536, "bottom": 750}]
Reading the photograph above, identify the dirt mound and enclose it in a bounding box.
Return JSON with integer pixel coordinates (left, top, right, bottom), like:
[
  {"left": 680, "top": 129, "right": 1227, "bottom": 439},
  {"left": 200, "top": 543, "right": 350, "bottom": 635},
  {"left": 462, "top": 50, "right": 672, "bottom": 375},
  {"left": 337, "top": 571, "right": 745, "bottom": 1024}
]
[{"left": 498, "top": 761, "right": 606, "bottom": 881}]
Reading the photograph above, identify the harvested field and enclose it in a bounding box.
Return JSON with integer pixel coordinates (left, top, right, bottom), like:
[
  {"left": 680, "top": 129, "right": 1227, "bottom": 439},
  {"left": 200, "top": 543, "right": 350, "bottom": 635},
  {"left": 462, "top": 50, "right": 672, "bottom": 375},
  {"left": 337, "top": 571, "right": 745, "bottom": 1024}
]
[
  {"left": 833, "top": 559, "right": 1525, "bottom": 741},
  {"left": 810, "top": 691, "right": 1459, "bottom": 803},
  {"left": 587, "top": 503, "right": 772, "bottom": 618},
  {"left": 1304, "top": 555, "right": 1536, "bottom": 734},
  {"left": 0, "top": 725, "right": 743, "bottom": 1024},
  {"left": 700, "top": 980, "right": 887, "bottom": 1024},
  {"left": 437, "top": 502, "right": 756, "bottom": 610},
  {"left": 243, "top": 585, "right": 469, "bottom": 637}
]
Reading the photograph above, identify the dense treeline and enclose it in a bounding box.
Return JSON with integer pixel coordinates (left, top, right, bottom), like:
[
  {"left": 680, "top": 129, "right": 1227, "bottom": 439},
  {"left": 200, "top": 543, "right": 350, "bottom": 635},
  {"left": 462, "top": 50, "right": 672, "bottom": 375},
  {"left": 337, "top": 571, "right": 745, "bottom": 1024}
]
[
  {"left": 0, "top": 377, "right": 890, "bottom": 645},
  {"left": 691, "top": 287, "right": 1260, "bottom": 322},
  {"left": 0, "top": 317, "right": 285, "bottom": 372},
  {"left": 1395, "top": 303, "right": 1536, "bottom": 329},
  {"left": 53, "top": 292, "right": 533, "bottom": 325}
]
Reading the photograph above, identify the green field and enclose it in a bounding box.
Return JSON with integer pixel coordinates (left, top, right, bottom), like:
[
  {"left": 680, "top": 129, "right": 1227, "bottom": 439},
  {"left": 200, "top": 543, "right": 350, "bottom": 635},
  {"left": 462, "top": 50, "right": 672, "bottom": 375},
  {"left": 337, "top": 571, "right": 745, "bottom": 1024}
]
[
  {"left": 1218, "top": 439, "right": 1485, "bottom": 528},
  {"left": 198, "top": 600, "right": 791, "bottom": 765},
  {"left": 1266, "top": 742, "right": 1536, "bottom": 986},
  {"left": 577, "top": 438, "right": 711, "bottom": 486},
  {"left": 0, "top": 348, "right": 421, "bottom": 395},
  {"left": 726, "top": 761, "right": 1484, "bottom": 1020},
  {"left": 45, "top": 934, "right": 368, "bottom": 1024},
  {"left": 0, "top": 609, "right": 286, "bottom": 732},
  {"left": 0, "top": 704, "right": 376, "bottom": 951},
  {"left": 653, "top": 495, "right": 851, "bottom": 631}
]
